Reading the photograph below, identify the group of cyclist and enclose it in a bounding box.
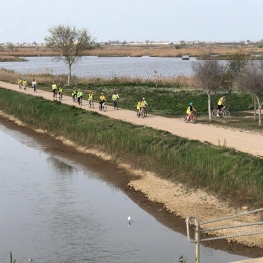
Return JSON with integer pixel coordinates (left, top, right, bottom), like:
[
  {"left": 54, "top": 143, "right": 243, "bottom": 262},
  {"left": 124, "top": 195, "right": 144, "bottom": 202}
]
[
  {"left": 186, "top": 94, "right": 226, "bottom": 122},
  {"left": 18, "top": 79, "right": 227, "bottom": 120},
  {"left": 18, "top": 77, "right": 38, "bottom": 92}
]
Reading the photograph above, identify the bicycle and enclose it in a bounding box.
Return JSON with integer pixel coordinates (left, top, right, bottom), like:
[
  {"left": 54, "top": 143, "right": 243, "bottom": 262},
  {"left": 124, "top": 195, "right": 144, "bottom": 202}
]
[
  {"left": 32, "top": 84, "right": 37, "bottom": 93},
  {"left": 72, "top": 94, "right": 77, "bottom": 103},
  {"left": 53, "top": 89, "right": 58, "bottom": 100},
  {"left": 184, "top": 111, "right": 197, "bottom": 124},
  {"left": 140, "top": 107, "right": 146, "bottom": 118},
  {"left": 100, "top": 101, "right": 107, "bottom": 112},
  {"left": 78, "top": 97, "right": 83, "bottom": 106},
  {"left": 88, "top": 99, "right": 94, "bottom": 108},
  {"left": 212, "top": 107, "right": 230, "bottom": 118},
  {"left": 113, "top": 100, "right": 118, "bottom": 110}
]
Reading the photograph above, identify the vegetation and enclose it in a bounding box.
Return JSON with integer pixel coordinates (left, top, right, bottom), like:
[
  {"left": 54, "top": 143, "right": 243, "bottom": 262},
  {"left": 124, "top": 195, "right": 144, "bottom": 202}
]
[
  {"left": 0, "top": 87, "right": 263, "bottom": 207},
  {"left": 44, "top": 24, "right": 94, "bottom": 85},
  {"left": 1, "top": 42, "right": 263, "bottom": 58}
]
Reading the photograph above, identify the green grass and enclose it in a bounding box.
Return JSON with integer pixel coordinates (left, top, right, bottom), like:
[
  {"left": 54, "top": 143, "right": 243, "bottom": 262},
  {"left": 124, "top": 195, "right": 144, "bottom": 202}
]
[{"left": 1, "top": 87, "right": 263, "bottom": 207}]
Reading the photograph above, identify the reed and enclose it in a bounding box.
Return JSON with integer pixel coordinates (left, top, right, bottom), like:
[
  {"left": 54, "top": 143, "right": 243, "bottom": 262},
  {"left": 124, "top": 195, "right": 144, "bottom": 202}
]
[{"left": 0, "top": 87, "right": 263, "bottom": 206}]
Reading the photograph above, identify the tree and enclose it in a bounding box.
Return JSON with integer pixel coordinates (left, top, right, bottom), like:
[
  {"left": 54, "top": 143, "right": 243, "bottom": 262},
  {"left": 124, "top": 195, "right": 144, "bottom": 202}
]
[
  {"left": 45, "top": 25, "right": 94, "bottom": 85},
  {"left": 192, "top": 55, "right": 225, "bottom": 121},
  {"left": 236, "top": 61, "right": 263, "bottom": 126},
  {"left": 223, "top": 53, "right": 247, "bottom": 89}
]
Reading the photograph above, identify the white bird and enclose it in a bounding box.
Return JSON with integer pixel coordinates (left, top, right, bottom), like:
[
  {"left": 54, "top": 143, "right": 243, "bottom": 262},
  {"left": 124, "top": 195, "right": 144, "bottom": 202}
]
[
  {"left": 29, "top": 259, "right": 33, "bottom": 262},
  {"left": 128, "top": 216, "right": 131, "bottom": 225}
]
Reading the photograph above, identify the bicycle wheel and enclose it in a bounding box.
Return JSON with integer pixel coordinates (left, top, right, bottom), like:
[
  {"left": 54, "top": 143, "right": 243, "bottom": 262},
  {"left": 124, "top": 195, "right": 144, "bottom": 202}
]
[
  {"left": 103, "top": 104, "right": 107, "bottom": 112},
  {"left": 192, "top": 114, "right": 197, "bottom": 124},
  {"left": 141, "top": 108, "right": 146, "bottom": 118},
  {"left": 184, "top": 115, "right": 189, "bottom": 123},
  {"left": 212, "top": 109, "right": 218, "bottom": 118},
  {"left": 91, "top": 102, "right": 94, "bottom": 108},
  {"left": 223, "top": 111, "right": 230, "bottom": 118}
]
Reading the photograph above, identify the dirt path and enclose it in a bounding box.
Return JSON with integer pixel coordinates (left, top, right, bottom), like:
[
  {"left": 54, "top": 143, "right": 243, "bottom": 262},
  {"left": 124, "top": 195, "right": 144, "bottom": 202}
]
[{"left": 1, "top": 81, "right": 263, "bottom": 257}]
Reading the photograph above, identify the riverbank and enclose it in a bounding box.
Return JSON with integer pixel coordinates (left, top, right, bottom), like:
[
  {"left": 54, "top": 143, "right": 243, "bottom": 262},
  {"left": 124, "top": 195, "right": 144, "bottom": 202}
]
[{"left": 0, "top": 83, "right": 263, "bottom": 258}]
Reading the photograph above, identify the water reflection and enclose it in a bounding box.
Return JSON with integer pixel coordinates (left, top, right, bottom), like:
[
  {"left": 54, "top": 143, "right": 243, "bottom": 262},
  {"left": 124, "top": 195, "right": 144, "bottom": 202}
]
[{"left": 0, "top": 124, "right": 248, "bottom": 263}]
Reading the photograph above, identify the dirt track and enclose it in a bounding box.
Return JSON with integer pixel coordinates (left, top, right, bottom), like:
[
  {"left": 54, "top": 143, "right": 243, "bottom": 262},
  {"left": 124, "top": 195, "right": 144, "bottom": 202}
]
[
  {"left": 1, "top": 80, "right": 263, "bottom": 157},
  {"left": 1, "top": 81, "right": 263, "bottom": 256}
]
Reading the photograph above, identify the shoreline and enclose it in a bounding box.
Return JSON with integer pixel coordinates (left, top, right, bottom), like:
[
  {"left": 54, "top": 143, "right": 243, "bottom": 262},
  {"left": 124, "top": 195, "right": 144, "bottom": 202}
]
[{"left": 0, "top": 111, "right": 263, "bottom": 258}]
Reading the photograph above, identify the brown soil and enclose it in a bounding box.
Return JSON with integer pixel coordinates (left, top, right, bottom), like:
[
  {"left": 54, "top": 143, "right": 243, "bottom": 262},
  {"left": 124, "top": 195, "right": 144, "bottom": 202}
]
[{"left": 1, "top": 81, "right": 263, "bottom": 258}]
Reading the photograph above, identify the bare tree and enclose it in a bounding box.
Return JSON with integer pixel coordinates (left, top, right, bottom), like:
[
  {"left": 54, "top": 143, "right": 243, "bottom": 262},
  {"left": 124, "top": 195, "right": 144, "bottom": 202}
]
[
  {"left": 192, "top": 55, "right": 225, "bottom": 121},
  {"left": 236, "top": 61, "right": 263, "bottom": 126},
  {"left": 45, "top": 25, "right": 94, "bottom": 85}
]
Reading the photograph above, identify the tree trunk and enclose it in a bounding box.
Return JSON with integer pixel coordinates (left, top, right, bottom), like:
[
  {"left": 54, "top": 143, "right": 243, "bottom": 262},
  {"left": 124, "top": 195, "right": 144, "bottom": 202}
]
[
  {"left": 253, "top": 94, "right": 256, "bottom": 121},
  {"left": 67, "top": 63, "right": 72, "bottom": 86},
  {"left": 207, "top": 91, "right": 212, "bottom": 122},
  {"left": 255, "top": 95, "right": 262, "bottom": 126}
]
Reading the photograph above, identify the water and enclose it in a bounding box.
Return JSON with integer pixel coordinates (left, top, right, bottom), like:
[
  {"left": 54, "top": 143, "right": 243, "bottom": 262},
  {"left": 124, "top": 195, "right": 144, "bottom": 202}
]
[
  {"left": 0, "top": 123, "right": 248, "bottom": 263},
  {"left": 0, "top": 56, "right": 196, "bottom": 79}
]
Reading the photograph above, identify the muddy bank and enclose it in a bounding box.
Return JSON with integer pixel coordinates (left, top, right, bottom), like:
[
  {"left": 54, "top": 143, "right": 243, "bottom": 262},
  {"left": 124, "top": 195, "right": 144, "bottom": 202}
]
[{"left": 0, "top": 112, "right": 263, "bottom": 258}]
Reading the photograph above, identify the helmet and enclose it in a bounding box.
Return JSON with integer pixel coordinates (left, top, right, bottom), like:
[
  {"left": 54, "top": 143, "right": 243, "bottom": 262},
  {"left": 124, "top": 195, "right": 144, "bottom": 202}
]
[
  {"left": 142, "top": 97, "right": 145, "bottom": 100},
  {"left": 24, "top": 78, "right": 26, "bottom": 80},
  {"left": 189, "top": 102, "right": 193, "bottom": 105},
  {"left": 114, "top": 91, "right": 116, "bottom": 93},
  {"left": 101, "top": 93, "right": 104, "bottom": 95}
]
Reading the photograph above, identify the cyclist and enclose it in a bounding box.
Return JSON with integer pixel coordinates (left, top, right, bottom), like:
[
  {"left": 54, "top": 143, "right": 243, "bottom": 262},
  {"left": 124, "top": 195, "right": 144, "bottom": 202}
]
[
  {"left": 23, "top": 78, "right": 27, "bottom": 90},
  {"left": 52, "top": 81, "right": 57, "bottom": 99},
  {"left": 186, "top": 102, "right": 196, "bottom": 122},
  {"left": 72, "top": 87, "right": 77, "bottom": 102},
  {"left": 112, "top": 90, "right": 119, "bottom": 109},
  {"left": 217, "top": 94, "right": 226, "bottom": 117},
  {"left": 137, "top": 98, "right": 145, "bottom": 116},
  {"left": 32, "top": 79, "right": 37, "bottom": 93},
  {"left": 18, "top": 78, "right": 22, "bottom": 89},
  {"left": 58, "top": 86, "right": 63, "bottom": 100},
  {"left": 77, "top": 89, "right": 83, "bottom": 105},
  {"left": 99, "top": 93, "right": 106, "bottom": 110},
  {"left": 142, "top": 97, "right": 148, "bottom": 107},
  {"left": 88, "top": 91, "right": 93, "bottom": 107},
  {"left": 142, "top": 97, "right": 148, "bottom": 115}
]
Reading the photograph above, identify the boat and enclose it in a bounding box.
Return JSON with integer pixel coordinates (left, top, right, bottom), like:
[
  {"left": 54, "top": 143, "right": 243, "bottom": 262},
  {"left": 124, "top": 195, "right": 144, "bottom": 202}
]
[{"left": 182, "top": 55, "right": 190, "bottom": 60}]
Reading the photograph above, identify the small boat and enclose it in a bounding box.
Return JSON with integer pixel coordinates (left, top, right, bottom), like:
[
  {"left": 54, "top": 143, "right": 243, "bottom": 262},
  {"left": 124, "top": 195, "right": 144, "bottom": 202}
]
[{"left": 182, "top": 55, "right": 190, "bottom": 60}]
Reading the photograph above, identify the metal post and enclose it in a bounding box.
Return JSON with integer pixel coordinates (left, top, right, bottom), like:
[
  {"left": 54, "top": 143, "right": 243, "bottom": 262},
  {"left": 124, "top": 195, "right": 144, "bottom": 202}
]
[{"left": 195, "top": 217, "right": 200, "bottom": 263}]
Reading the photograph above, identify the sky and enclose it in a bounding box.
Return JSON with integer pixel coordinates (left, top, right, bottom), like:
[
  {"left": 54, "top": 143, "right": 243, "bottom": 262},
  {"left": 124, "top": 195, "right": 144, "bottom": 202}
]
[{"left": 1, "top": 0, "right": 263, "bottom": 44}]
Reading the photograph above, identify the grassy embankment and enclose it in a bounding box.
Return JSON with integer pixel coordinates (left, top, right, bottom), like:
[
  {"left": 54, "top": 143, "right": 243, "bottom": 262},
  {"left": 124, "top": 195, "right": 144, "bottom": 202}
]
[{"left": 0, "top": 87, "right": 263, "bottom": 207}]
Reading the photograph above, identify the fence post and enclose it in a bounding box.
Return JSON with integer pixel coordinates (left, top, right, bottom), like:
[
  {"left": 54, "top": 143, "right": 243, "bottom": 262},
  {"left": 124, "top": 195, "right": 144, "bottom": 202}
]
[{"left": 195, "top": 217, "right": 200, "bottom": 263}]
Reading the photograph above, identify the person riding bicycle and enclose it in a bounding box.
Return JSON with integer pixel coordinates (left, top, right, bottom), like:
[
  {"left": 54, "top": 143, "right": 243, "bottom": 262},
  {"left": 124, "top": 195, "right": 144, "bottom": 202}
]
[
  {"left": 52, "top": 81, "right": 57, "bottom": 99},
  {"left": 72, "top": 87, "right": 77, "bottom": 101},
  {"left": 142, "top": 97, "right": 148, "bottom": 107},
  {"left": 137, "top": 98, "right": 145, "bottom": 116},
  {"left": 77, "top": 89, "right": 83, "bottom": 105},
  {"left": 18, "top": 77, "right": 22, "bottom": 89},
  {"left": 112, "top": 90, "right": 119, "bottom": 108},
  {"left": 186, "top": 102, "right": 196, "bottom": 122},
  {"left": 99, "top": 93, "right": 106, "bottom": 110},
  {"left": 58, "top": 86, "right": 63, "bottom": 99},
  {"left": 32, "top": 79, "right": 37, "bottom": 93},
  {"left": 88, "top": 91, "right": 94, "bottom": 105},
  {"left": 23, "top": 78, "right": 27, "bottom": 90},
  {"left": 217, "top": 94, "right": 226, "bottom": 117}
]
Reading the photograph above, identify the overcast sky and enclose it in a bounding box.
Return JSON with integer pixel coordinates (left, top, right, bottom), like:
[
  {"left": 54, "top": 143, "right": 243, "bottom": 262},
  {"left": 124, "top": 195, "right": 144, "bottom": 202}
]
[{"left": 1, "top": 0, "right": 262, "bottom": 43}]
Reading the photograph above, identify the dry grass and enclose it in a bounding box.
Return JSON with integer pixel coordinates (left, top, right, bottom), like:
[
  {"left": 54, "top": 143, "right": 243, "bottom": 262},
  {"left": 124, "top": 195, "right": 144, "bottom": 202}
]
[
  {"left": 0, "top": 68, "right": 199, "bottom": 88},
  {"left": 0, "top": 43, "right": 263, "bottom": 58}
]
